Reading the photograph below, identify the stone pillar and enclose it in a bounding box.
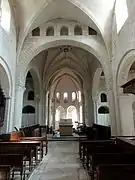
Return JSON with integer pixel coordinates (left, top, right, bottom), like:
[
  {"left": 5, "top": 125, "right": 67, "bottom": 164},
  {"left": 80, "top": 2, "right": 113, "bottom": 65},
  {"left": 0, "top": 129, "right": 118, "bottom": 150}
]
[
  {"left": 77, "top": 103, "right": 80, "bottom": 123},
  {"left": 2, "top": 96, "right": 11, "bottom": 133},
  {"left": 119, "top": 93, "right": 135, "bottom": 136},
  {"left": 81, "top": 92, "right": 85, "bottom": 124},
  {"left": 52, "top": 98, "right": 56, "bottom": 129},
  {"left": 107, "top": 75, "right": 121, "bottom": 136},
  {"left": 107, "top": 89, "right": 117, "bottom": 136},
  {"left": 13, "top": 84, "right": 25, "bottom": 130},
  {"left": 93, "top": 98, "right": 98, "bottom": 124},
  {"left": 47, "top": 93, "right": 50, "bottom": 126},
  {"left": 35, "top": 95, "right": 40, "bottom": 124}
]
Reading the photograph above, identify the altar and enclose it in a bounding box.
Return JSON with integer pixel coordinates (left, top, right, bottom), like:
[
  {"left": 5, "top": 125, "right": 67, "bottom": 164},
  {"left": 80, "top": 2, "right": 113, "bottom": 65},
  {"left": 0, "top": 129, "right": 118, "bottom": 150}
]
[{"left": 59, "top": 119, "right": 73, "bottom": 136}]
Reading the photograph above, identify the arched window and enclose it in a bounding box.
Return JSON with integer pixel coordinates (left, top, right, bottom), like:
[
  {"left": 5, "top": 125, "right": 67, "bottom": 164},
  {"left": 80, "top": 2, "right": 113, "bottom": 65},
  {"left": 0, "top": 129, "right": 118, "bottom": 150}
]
[
  {"left": 63, "top": 92, "right": 68, "bottom": 103},
  {"left": 1, "top": 0, "right": 11, "bottom": 32},
  {"left": 32, "top": 27, "right": 40, "bottom": 36},
  {"left": 72, "top": 92, "right": 76, "bottom": 101},
  {"left": 22, "top": 105, "right": 35, "bottom": 114},
  {"left": 67, "top": 106, "right": 77, "bottom": 128},
  {"left": 101, "top": 71, "right": 104, "bottom": 76},
  {"left": 60, "top": 26, "right": 68, "bottom": 35},
  {"left": 100, "top": 93, "right": 107, "bottom": 102},
  {"left": 74, "top": 26, "right": 82, "bottom": 35},
  {"left": 88, "top": 27, "right": 97, "bottom": 35},
  {"left": 46, "top": 27, "right": 54, "bottom": 36},
  {"left": 98, "top": 106, "right": 109, "bottom": 114},
  {"left": 56, "top": 92, "right": 60, "bottom": 103},
  {"left": 78, "top": 91, "right": 81, "bottom": 102},
  {"left": 28, "top": 91, "right": 34, "bottom": 100},
  {"left": 27, "top": 71, "right": 32, "bottom": 78}
]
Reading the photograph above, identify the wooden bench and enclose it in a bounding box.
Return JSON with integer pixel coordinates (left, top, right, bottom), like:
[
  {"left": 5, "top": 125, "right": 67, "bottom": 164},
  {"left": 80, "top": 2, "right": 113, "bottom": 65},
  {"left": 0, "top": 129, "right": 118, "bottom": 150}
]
[
  {"left": 0, "top": 140, "right": 41, "bottom": 172},
  {"left": 0, "top": 154, "right": 24, "bottom": 180},
  {"left": 90, "top": 152, "right": 135, "bottom": 179},
  {"left": 79, "top": 139, "right": 115, "bottom": 161},
  {"left": 98, "top": 164, "right": 135, "bottom": 180},
  {"left": 0, "top": 165, "right": 10, "bottom": 180}
]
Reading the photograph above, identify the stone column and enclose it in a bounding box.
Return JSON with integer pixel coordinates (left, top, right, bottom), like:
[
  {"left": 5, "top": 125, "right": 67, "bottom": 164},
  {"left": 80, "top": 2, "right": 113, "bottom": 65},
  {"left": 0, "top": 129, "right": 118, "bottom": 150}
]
[
  {"left": 51, "top": 98, "right": 56, "bottom": 129},
  {"left": 2, "top": 96, "right": 11, "bottom": 133},
  {"left": 93, "top": 98, "right": 98, "bottom": 124},
  {"left": 13, "top": 84, "right": 25, "bottom": 130},
  {"left": 35, "top": 95, "right": 40, "bottom": 124},
  {"left": 77, "top": 103, "right": 80, "bottom": 123},
  {"left": 47, "top": 93, "right": 50, "bottom": 126},
  {"left": 81, "top": 92, "right": 85, "bottom": 124},
  {"left": 107, "top": 75, "right": 121, "bottom": 136},
  {"left": 119, "top": 93, "right": 135, "bottom": 136}
]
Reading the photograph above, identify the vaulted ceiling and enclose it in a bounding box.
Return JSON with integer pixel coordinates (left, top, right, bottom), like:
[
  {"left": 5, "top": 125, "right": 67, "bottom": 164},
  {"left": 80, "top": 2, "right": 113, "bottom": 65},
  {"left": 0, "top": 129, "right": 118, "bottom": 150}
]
[
  {"left": 30, "top": 46, "right": 102, "bottom": 90},
  {"left": 10, "top": 0, "right": 115, "bottom": 50}
]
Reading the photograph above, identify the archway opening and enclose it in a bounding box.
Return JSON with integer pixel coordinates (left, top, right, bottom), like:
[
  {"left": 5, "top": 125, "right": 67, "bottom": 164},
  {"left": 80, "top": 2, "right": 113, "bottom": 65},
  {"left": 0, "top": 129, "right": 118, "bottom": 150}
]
[
  {"left": 22, "top": 71, "right": 36, "bottom": 127},
  {"left": 67, "top": 106, "right": 77, "bottom": 129}
]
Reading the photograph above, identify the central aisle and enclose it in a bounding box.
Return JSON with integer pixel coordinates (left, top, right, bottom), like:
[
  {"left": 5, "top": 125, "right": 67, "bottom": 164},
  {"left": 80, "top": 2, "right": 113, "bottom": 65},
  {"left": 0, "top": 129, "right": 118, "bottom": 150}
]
[{"left": 29, "top": 141, "right": 89, "bottom": 180}]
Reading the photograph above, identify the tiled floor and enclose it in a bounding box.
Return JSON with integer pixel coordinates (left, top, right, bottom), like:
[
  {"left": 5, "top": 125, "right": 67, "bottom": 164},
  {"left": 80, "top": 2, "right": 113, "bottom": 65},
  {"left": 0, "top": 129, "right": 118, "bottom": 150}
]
[{"left": 28, "top": 141, "right": 90, "bottom": 180}]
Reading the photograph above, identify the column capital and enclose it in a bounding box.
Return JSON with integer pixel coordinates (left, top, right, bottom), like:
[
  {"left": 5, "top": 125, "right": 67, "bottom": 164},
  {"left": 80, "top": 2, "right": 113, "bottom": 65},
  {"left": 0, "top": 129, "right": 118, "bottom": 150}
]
[
  {"left": 15, "top": 84, "right": 26, "bottom": 92},
  {"left": 5, "top": 96, "right": 11, "bottom": 100}
]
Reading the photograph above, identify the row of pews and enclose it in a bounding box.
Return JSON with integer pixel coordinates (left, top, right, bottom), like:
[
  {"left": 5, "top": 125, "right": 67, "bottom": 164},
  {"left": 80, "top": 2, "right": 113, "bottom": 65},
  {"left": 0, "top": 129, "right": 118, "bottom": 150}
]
[
  {"left": 0, "top": 124, "right": 48, "bottom": 180},
  {"left": 79, "top": 124, "right": 135, "bottom": 180}
]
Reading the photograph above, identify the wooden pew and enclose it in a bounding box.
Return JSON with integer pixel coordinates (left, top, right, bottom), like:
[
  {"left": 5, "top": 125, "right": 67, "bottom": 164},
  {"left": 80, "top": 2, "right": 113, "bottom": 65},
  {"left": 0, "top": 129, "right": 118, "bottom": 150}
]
[
  {"left": 0, "top": 154, "right": 24, "bottom": 180},
  {"left": 90, "top": 153, "right": 135, "bottom": 179},
  {"left": 0, "top": 140, "right": 41, "bottom": 171},
  {"left": 98, "top": 164, "right": 135, "bottom": 180},
  {"left": 85, "top": 138, "right": 135, "bottom": 179},
  {"left": 20, "top": 136, "right": 48, "bottom": 158},
  {"left": 19, "top": 125, "right": 48, "bottom": 156},
  {"left": 86, "top": 124, "right": 111, "bottom": 140},
  {"left": 79, "top": 139, "right": 115, "bottom": 161},
  {"left": 0, "top": 165, "right": 10, "bottom": 180}
]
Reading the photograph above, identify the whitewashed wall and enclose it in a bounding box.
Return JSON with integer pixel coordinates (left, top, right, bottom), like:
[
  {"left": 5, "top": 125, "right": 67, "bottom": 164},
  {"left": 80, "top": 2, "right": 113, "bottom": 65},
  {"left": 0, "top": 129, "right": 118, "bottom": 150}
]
[{"left": 0, "top": 3, "right": 17, "bottom": 133}]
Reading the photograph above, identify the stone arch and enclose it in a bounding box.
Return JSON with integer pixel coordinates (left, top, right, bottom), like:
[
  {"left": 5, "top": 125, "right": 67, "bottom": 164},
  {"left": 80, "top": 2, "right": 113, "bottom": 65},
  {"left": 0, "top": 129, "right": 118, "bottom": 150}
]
[
  {"left": 56, "top": 106, "right": 65, "bottom": 119},
  {"left": 117, "top": 49, "right": 135, "bottom": 88},
  {"left": 98, "top": 106, "right": 109, "bottom": 114},
  {"left": 97, "top": 106, "right": 110, "bottom": 126},
  {"left": 18, "top": 0, "right": 102, "bottom": 57},
  {"left": 0, "top": 57, "right": 12, "bottom": 132},
  {"left": 0, "top": 57, "right": 12, "bottom": 97},
  {"left": 51, "top": 72, "right": 81, "bottom": 99},
  {"left": 67, "top": 105, "right": 77, "bottom": 128},
  {"left": 22, "top": 105, "right": 36, "bottom": 127},
  {"left": 25, "top": 68, "right": 41, "bottom": 97},
  {"left": 18, "top": 37, "right": 110, "bottom": 88},
  {"left": 22, "top": 105, "right": 35, "bottom": 114}
]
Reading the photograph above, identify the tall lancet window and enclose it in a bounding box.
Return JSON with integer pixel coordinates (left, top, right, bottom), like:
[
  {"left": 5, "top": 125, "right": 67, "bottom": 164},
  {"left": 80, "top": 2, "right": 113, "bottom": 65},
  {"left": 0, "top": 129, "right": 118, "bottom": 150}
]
[
  {"left": 56, "top": 92, "right": 60, "bottom": 103},
  {"left": 72, "top": 92, "right": 76, "bottom": 102},
  {"left": 63, "top": 92, "right": 68, "bottom": 103}
]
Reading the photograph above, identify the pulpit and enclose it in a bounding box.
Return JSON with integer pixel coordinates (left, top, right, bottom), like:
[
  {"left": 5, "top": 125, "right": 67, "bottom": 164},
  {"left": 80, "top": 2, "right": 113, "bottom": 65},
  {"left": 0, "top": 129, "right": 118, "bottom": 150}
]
[{"left": 59, "top": 119, "right": 73, "bottom": 136}]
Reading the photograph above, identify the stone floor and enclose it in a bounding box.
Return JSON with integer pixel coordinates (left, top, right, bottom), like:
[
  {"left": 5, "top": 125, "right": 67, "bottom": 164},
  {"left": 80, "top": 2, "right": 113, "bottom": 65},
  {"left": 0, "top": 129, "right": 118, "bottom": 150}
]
[{"left": 28, "top": 141, "right": 90, "bottom": 180}]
